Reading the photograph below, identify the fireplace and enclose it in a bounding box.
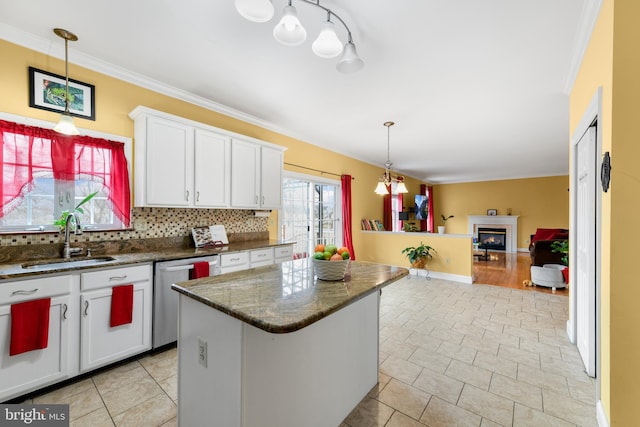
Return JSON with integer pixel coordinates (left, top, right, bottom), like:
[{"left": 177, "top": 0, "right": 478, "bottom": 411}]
[{"left": 478, "top": 227, "right": 507, "bottom": 251}]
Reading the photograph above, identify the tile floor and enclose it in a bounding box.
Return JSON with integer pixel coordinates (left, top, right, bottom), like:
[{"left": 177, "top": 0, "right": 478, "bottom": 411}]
[{"left": 23, "top": 277, "right": 596, "bottom": 426}]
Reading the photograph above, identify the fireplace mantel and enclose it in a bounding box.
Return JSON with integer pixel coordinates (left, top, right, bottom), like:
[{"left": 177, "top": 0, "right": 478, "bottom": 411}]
[{"left": 468, "top": 215, "right": 519, "bottom": 253}]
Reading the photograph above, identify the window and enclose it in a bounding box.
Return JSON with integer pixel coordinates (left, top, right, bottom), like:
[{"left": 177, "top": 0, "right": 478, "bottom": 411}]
[
  {"left": 0, "top": 118, "right": 131, "bottom": 232},
  {"left": 280, "top": 173, "right": 342, "bottom": 259}
]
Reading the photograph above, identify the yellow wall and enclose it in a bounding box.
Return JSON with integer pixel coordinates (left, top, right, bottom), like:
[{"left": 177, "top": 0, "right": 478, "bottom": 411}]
[
  {"left": 569, "top": 0, "right": 640, "bottom": 423},
  {"left": 432, "top": 176, "right": 569, "bottom": 249},
  {"left": 359, "top": 232, "right": 473, "bottom": 278}
]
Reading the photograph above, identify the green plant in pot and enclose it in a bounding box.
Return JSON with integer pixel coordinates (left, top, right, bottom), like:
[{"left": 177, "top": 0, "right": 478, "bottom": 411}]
[
  {"left": 402, "top": 242, "right": 437, "bottom": 269},
  {"left": 438, "top": 214, "right": 454, "bottom": 234},
  {"left": 53, "top": 191, "right": 98, "bottom": 232},
  {"left": 551, "top": 239, "right": 569, "bottom": 266}
]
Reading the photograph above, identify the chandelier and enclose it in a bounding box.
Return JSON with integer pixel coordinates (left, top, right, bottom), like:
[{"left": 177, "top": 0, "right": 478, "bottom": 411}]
[
  {"left": 52, "top": 28, "right": 80, "bottom": 136},
  {"left": 375, "top": 121, "right": 408, "bottom": 195},
  {"left": 234, "top": 0, "right": 364, "bottom": 73}
]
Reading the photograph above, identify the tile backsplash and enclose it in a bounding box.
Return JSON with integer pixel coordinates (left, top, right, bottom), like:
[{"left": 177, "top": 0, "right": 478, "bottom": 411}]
[{"left": 0, "top": 207, "right": 269, "bottom": 246}]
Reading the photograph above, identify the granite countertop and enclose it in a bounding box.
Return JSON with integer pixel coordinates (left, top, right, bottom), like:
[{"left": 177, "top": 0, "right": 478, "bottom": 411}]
[
  {"left": 0, "top": 240, "right": 290, "bottom": 280},
  {"left": 171, "top": 259, "right": 409, "bottom": 334}
]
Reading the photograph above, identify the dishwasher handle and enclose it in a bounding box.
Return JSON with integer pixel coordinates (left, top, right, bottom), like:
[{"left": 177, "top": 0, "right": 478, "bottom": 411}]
[{"left": 159, "top": 260, "right": 218, "bottom": 273}]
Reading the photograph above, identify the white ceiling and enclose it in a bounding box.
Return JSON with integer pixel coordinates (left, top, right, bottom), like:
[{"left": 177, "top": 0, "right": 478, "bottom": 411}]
[{"left": 0, "top": 0, "right": 590, "bottom": 183}]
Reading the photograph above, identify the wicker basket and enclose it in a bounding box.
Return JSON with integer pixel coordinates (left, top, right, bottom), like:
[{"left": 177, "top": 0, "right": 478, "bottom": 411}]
[{"left": 312, "top": 258, "right": 349, "bottom": 281}]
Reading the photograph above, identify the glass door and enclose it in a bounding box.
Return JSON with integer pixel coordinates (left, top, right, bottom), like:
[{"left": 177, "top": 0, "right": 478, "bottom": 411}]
[{"left": 280, "top": 173, "right": 342, "bottom": 259}]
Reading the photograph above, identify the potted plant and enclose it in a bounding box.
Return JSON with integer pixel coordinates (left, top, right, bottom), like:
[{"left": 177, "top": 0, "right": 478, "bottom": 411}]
[
  {"left": 402, "top": 242, "right": 437, "bottom": 269},
  {"left": 438, "top": 214, "right": 454, "bottom": 234},
  {"left": 54, "top": 191, "right": 98, "bottom": 232},
  {"left": 551, "top": 239, "right": 568, "bottom": 265}
]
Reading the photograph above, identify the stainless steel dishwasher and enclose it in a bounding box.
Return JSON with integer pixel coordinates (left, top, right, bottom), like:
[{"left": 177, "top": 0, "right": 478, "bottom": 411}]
[{"left": 153, "top": 255, "right": 220, "bottom": 348}]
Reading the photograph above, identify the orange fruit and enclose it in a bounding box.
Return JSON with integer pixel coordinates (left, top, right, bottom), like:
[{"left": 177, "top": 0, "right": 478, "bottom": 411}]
[
  {"left": 337, "top": 246, "right": 349, "bottom": 255},
  {"left": 314, "top": 244, "right": 325, "bottom": 253},
  {"left": 330, "top": 254, "right": 343, "bottom": 261}
]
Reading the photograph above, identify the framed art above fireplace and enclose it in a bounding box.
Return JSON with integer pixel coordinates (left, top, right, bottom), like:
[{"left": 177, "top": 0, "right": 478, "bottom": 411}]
[{"left": 487, "top": 209, "right": 497, "bottom": 216}]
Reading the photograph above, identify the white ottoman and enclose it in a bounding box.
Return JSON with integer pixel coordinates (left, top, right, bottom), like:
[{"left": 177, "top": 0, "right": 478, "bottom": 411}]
[{"left": 530, "top": 264, "right": 566, "bottom": 290}]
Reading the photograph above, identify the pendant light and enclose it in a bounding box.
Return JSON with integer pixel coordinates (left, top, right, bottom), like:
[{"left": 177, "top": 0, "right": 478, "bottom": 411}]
[
  {"left": 234, "top": 0, "right": 274, "bottom": 23},
  {"left": 273, "top": 0, "right": 307, "bottom": 46},
  {"left": 52, "top": 28, "right": 80, "bottom": 136},
  {"left": 237, "top": 0, "right": 364, "bottom": 72},
  {"left": 311, "top": 14, "right": 343, "bottom": 58},
  {"left": 375, "top": 121, "right": 408, "bottom": 195}
]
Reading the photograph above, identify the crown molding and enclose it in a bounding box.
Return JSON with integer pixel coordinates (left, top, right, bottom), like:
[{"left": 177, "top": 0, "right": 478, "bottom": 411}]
[
  {"left": 563, "top": 0, "right": 603, "bottom": 95},
  {"left": 0, "top": 22, "right": 294, "bottom": 140}
]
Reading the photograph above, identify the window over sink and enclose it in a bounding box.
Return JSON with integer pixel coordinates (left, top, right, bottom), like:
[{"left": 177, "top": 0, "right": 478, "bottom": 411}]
[{"left": 0, "top": 115, "right": 132, "bottom": 233}]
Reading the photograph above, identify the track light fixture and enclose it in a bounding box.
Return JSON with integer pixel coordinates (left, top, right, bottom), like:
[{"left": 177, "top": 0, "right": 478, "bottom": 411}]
[
  {"left": 235, "top": 0, "right": 364, "bottom": 73},
  {"left": 375, "top": 121, "right": 408, "bottom": 195},
  {"left": 52, "top": 28, "right": 80, "bottom": 136}
]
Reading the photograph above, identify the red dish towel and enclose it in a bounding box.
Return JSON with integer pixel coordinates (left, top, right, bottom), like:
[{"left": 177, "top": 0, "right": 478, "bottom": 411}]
[
  {"left": 10, "top": 298, "right": 51, "bottom": 356},
  {"left": 190, "top": 261, "right": 210, "bottom": 279},
  {"left": 110, "top": 284, "right": 134, "bottom": 327},
  {"left": 562, "top": 267, "right": 569, "bottom": 284}
]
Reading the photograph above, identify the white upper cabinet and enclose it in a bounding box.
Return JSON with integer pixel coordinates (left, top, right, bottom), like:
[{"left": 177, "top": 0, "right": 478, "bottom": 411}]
[
  {"left": 143, "top": 115, "right": 194, "bottom": 207},
  {"left": 195, "top": 129, "right": 231, "bottom": 207},
  {"left": 231, "top": 139, "right": 284, "bottom": 209},
  {"left": 130, "top": 106, "right": 284, "bottom": 210}
]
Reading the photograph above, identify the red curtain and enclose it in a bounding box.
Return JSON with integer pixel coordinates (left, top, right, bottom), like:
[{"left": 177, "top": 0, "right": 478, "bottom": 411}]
[
  {"left": 383, "top": 185, "right": 392, "bottom": 231},
  {"left": 341, "top": 175, "right": 356, "bottom": 260},
  {"left": 0, "top": 120, "right": 131, "bottom": 226},
  {"left": 397, "top": 192, "right": 404, "bottom": 231},
  {"left": 427, "top": 185, "right": 434, "bottom": 232}
]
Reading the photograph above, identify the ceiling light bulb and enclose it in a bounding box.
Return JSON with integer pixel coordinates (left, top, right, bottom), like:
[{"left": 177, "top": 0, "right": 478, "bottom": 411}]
[
  {"left": 336, "top": 41, "right": 364, "bottom": 73},
  {"left": 273, "top": 4, "right": 307, "bottom": 46},
  {"left": 53, "top": 112, "right": 79, "bottom": 135},
  {"left": 312, "top": 20, "right": 343, "bottom": 58},
  {"left": 375, "top": 181, "right": 388, "bottom": 195},
  {"left": 235, "top": 0, "right": 274, "bottom": 23},
  {"left": 396, "top": 181, "right": 408, "bottom": 194}
]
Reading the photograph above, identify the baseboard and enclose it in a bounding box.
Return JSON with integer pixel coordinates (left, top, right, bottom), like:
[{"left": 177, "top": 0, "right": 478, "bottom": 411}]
[
  {"left": 597, "top": 400, "right": 609, "bottom": 427},
  {"left": 566, "top": 319, "right": 576, "bottom": 344},
  {"left": 409, "top": 268, "right": 473, "bottom": 284}
]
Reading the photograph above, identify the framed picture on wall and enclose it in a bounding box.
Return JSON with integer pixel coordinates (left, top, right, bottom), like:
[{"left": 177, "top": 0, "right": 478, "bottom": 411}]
[
  {"left": 28, "top": 66, "right": 96, "bottom": 120},
  {"left": 487, "top": 209, "right": 497, "bottom": 216}
]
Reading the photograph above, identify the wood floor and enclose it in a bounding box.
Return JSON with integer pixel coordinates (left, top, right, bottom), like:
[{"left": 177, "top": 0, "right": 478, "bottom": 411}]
[{"left": 473, "top": 251, "right": 568, "bottom": 295}]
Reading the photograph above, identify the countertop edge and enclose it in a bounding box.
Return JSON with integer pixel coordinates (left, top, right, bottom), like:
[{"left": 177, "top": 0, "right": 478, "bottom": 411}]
[{"left": 172, "top": 263, "right": 409, "bottom": 334}]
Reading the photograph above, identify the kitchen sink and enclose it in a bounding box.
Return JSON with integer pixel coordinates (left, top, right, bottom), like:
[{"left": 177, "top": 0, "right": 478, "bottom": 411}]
[{"left": 21, "top": 256, "right": 117, "bottom": 270}]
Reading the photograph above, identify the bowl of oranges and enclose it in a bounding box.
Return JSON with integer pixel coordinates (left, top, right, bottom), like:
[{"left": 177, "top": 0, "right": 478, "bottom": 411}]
[{"left": 312, "top": 244, "right": 351, "bottom": 281}]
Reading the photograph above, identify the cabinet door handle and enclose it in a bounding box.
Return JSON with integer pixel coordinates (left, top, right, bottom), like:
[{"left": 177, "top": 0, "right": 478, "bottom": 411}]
[
  {"left": 84, "top": 300, "right": 89, "bottom": 316},
  {"left": 62, "top": 303, "right": 68, "bottom": 320},
  {"left": 12, "top": 288, "right": 38, "bottom": 296},
  {"left": 109, "top": 275, "right": 128, "bottom": 281},
  {"left": 186, "top": 190, "right": 190, "bottom": 201},
  {"left": 262, "top": 196, "right": 265, "bottom": 204},
  {"left": 255, "top": 195, "right": 258, "bottom": 204},
  {"left": 196, "top": 191, "right": 200, "bottom": 202}
]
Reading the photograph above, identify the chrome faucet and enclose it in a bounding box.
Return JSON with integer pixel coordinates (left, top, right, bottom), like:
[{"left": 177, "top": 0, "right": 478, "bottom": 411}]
[{"left": 63, "top": 212, "right": 83, "bottom": 258}]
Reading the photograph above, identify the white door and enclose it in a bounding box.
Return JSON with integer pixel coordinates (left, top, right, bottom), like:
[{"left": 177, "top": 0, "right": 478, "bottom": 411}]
[
  {"left": 280, "top": 174, "right": 341, "bottom": 258},
  {"left": 576, "top": 125, "right": 596, "bottom": 376}
]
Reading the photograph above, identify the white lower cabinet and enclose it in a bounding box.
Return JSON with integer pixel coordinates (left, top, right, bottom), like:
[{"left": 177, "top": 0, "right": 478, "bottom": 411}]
[
  {"left": 250, "top": 248, "right": 274, "bottom": 268},
  {"left": 220, "top": 251, "right": 250, "bottom": 274},
  {"left": 80, "top": 265, "right": 152, "bottom": 372},
  {"left": 0, "top": 274, "right": 78, "bottom": 402},
  {"left": 0, "top": 264, "right": 152, "bottom": 402}
]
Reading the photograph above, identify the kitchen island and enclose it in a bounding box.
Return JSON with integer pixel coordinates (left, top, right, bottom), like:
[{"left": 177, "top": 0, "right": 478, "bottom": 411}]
[{"left": 172, "top": 258, "right": 409, "bottom": 427}]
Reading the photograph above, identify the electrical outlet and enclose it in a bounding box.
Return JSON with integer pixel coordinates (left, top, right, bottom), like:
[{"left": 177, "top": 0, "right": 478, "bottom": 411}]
[{"left": 198, "top": 337, "right": 207, "bottom": 368}]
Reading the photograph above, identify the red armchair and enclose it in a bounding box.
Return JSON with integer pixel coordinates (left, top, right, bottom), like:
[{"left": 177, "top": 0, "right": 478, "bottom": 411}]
[{"left": 529, "top": 228, "right": 568, "bottom": 267}]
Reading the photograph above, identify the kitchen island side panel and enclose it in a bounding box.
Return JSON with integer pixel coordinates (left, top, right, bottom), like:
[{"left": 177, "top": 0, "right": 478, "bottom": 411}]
[
  {"left": 178, "top": 291, "right": 380, "bottom": 427},
  {"left": 177, "top": 295, "right": 243, "bottom": 427}
]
